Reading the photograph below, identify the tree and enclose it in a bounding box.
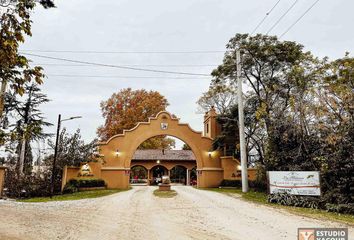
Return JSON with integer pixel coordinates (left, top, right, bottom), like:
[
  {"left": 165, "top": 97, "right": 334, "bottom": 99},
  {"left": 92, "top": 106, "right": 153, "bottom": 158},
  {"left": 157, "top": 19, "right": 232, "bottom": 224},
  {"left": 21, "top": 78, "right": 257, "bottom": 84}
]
[
  {"left": 316, "top": 55, "right": 354, "bottom": 205},
  {"left": 210, "top": 33, "right": 318, "bottom": 168},
  {"left": 182, "top": 143, "right": 191, "bottom": 150},
  {"left": 213, "top": 97, "right": 265, "bottom": 164},
  {"left": 9, "top": 83, "right": 52, "bottom": 174},
  {"left": 0, "top": 0, "right": 54, "bottom": 144},
  {"left": 202, "top": 33, "right": 353, "bottom": 208},
  {"left": 98, "top": 88, "right": 174, "bottom": 149},
  {"left": 197, "top": 81, "right": 237, "bottom": 114},
  {"left": 44, "top": 128, "right": 97, "bottom": 193},
  {"left": 138, "top": 136, "right": 176, "bottom": 150}
]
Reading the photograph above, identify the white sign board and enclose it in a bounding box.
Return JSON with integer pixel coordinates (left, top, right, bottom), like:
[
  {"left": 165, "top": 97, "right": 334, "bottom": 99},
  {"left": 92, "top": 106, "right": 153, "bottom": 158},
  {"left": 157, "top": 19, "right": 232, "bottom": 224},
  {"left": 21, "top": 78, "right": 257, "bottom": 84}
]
[{"left": 268, "top": 171, "right": 321, "bottom": 196}]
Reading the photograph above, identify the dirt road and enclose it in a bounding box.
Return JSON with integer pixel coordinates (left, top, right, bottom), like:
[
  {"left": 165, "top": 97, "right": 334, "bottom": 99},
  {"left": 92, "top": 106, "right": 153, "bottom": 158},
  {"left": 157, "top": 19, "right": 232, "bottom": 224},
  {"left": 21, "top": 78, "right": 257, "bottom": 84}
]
[{"left": 0, "top": 186, "right": 352, "bottom": 240}]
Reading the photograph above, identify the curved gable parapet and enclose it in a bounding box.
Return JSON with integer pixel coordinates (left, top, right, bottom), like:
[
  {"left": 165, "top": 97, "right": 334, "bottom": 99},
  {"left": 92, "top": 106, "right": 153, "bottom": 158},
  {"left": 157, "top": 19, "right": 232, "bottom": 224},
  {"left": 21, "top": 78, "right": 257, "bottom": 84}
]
[{"left": 98, "top": 111, "right": 212, "bottom": 146}]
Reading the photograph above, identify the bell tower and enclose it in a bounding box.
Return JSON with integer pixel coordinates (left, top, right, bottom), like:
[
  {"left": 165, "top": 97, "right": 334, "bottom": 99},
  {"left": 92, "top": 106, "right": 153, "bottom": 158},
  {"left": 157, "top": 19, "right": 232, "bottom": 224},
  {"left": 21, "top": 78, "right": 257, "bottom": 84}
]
[{"left": 203, "top": 106, "right": 220, "bottom": 139}]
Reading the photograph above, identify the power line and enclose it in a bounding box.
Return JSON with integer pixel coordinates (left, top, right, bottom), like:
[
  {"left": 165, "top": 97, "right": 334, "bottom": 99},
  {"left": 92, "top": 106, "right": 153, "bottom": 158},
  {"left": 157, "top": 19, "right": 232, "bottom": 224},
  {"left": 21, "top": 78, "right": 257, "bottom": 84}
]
[
  {"left": 21, "top": 49, "right": 224, "bottom": 54},
  {"left": 279, "top": 0, "right": 321, "bottom": 38},
  {"left": 31, "top": 63, "right": 218, "bottom": 68},
  {"left": 266, "top": 0, "right": 299, "bottom": 35},
  {"left": 251, "top": 0, "right": 282, "bottom": 35},
  {"left": 21, "top": 52, "right": 210, "bottom": 76},
  {"left": 46, "top": 74, "right": 210, "bottom": 80}
]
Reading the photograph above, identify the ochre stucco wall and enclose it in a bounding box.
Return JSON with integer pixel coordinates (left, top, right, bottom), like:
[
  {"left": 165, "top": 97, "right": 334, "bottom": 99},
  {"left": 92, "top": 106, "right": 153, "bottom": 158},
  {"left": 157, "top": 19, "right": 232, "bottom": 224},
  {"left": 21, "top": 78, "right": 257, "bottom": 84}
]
[
  {"left": 61, "top": 111, "right": 258, "bottom": 189},
  {"left": 221, "top": 156, "right": 257, "bottom": 181},
  {"left": 61, "top": 166, "right": 80, "bottom": 190},
  {"left": 101, "top": 168, "right": 130, "bottom": 189},
  {"left": 98, "top": 111, "right": 224, "bottom": 189},
  {"left": 0, "top": 166, "right": 6, "bottom": 198}
]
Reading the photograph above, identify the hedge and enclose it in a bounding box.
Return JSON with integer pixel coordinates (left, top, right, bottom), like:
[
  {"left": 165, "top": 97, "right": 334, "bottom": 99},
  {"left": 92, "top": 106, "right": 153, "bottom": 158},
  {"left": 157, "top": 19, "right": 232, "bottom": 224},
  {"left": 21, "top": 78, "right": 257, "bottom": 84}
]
[
  {"left": 63, "top": 178, "right": 106, "bottom": 194},
  {"left": 220, "top": 179, "right": 267, "bottom": 192}
]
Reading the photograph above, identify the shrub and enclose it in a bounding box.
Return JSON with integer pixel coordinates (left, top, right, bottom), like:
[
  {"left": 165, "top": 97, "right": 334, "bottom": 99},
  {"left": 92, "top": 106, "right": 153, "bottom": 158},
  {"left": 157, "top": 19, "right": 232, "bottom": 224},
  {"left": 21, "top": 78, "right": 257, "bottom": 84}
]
[
  {"left": 325, "top": 203, "right": 354, "bottom": 215},
  {"left": 4, "top": 167, "right": 52, "bottom": 198},
  {"left": 66, "top": 178, "right": 105, "bottom": 188},
  {"left": 220, "top": 179, "right": 242, "bottom": 188},
  {"left": 267, "top": 193, "right": 320, "bottom": 209},
  {"left": 220, "top": 179, "right": 267, "bottom": 192},
  {"left": 62, "top": 184, "right": 78, "bottom": 194},
  {"left": 63, "top": 178, "right": 105, "bottom": 194}
]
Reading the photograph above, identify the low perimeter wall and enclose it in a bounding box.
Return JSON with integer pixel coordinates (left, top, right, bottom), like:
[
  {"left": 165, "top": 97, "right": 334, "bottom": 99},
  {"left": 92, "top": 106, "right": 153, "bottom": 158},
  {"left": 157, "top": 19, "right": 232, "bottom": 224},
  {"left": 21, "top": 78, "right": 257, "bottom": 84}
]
[
  {"left": 62, "top": 158, "right": 257, "bottom": 190},
  {"left": 221, "top": 156, "right": 257, "bottom": 181},
  {"left": 0, "top": 166, "right": 6, "bottom": 198}
]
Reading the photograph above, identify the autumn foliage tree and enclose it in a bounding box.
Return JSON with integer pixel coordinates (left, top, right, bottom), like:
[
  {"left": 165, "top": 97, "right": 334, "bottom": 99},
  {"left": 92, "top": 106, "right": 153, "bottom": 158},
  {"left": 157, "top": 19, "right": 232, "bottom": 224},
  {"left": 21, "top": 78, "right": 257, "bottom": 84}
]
[{"left": 98, "top": 88, "right": 174, "bottom": 149}]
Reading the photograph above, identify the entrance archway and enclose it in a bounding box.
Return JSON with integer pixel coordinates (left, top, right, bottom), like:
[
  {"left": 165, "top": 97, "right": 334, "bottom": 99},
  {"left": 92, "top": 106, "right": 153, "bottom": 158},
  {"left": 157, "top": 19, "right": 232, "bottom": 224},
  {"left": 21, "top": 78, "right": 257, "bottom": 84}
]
[
  {"left": 97, "top": 111, "right": 224, "bottom": 189},
  {"left": 130, "top": 165, "right": 148, "bottom": 184},
  {"left": 190, "top": 167, "right": 197, "bottom": 186},
  {"left": 150, "top": 165, "right": 168, "bottom": 185}
]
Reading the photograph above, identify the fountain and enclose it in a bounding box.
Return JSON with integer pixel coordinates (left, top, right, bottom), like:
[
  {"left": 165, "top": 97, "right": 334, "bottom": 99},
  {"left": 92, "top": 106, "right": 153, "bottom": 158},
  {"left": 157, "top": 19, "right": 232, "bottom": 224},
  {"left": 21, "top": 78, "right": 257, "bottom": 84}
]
[{"left": 158, "top": 175, "right": 171, "bottom": 191}]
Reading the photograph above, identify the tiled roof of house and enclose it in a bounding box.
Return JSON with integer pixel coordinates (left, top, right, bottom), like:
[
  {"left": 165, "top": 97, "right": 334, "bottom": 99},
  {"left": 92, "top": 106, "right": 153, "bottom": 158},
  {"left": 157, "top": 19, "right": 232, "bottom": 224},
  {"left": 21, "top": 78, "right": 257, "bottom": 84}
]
[{"left": 132, "top": 149, "right": 196, "bottom": 161}]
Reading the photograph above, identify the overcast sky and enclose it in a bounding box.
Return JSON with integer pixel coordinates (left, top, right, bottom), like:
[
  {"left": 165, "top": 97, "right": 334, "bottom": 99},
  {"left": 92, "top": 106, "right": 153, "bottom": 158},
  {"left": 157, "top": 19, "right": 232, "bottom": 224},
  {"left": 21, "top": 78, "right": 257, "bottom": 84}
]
[{"left": 19, "top": 0, "right": 354, "bottom": 150}]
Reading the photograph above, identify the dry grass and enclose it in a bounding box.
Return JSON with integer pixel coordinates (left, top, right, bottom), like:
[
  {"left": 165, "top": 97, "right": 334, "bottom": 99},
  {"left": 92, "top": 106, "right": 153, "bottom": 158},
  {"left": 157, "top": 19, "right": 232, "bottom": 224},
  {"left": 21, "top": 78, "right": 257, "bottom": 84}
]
[{"left": 153, "top": 189, "right": 177, "bottom": 198}]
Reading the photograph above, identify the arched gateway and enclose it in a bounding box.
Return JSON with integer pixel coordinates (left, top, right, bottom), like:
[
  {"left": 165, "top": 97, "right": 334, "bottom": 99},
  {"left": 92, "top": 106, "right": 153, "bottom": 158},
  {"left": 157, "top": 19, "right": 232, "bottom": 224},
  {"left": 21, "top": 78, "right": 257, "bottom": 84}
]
[{"left": 62, "top": 109, "right": 252, "bottom": 190}]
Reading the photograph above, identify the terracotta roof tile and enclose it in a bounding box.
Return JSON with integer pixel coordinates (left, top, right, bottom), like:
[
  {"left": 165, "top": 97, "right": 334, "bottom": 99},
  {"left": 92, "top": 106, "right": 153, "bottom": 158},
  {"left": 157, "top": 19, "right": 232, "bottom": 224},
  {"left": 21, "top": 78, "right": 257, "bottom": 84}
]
[{"left": 132, "top": 150, "right": 196, "bottom": 161}]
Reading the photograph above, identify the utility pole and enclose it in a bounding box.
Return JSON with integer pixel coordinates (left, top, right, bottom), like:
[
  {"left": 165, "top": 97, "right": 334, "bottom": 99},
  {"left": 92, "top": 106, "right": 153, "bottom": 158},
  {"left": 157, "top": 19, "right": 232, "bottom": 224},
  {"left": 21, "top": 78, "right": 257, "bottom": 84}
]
[
  {"left": 50, "top": 114, "right": 82, "bottom": 198},
  {"left": 50, "top": 114, "right": 61, "bottom": 198},
  {"left": 236, "top": 50, "right": 249, "bottom": 193}
]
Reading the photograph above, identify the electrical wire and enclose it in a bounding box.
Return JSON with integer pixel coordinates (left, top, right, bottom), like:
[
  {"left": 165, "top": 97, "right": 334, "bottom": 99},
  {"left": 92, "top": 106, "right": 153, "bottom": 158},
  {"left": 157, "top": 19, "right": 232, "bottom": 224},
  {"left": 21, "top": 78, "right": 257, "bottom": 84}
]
[
  {"left": 21, "top": 52, "right": 210, "bottom": 76},
  {"left": 251, "top": 0, "right": 282, "bottom": 35},
  {"left": 279, "top": 0, "right": 321, "bottom": 38},
  {"left": 21, "top": 49, "right": 224, "bottom": 54},
  {"left": 46, "top": 74, "right": 210, "bottom": 80},
  {"left": 31, "top": 63, "right": 218, "bottom": 67},
  {"left": 266, "top": 0, "right": 299, "bottom": 35}
]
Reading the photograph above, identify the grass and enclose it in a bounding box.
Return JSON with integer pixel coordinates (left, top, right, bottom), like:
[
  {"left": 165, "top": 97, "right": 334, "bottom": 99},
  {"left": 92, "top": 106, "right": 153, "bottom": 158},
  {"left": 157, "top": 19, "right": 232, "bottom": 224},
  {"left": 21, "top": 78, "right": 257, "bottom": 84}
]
[
  {"left": 153, "top": 189, "right": 177, "bottom": 198},
  {"left": 18, "top": 189, "right": 129, "bottom": 203},
  {"left": 200, "top": 187, "right": 354, "bottom": 226}
]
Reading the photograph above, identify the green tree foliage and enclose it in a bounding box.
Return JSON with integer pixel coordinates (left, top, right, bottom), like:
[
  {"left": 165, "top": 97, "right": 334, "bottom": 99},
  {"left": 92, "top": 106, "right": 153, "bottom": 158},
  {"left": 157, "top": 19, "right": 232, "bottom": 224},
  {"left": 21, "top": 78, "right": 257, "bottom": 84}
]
[
  {"left": 46, "top": 128, "right": 97, "bottom": 168},
  {"left": 182, "top": 143, "right": 191, "bottom": 150},
  {"left": 138, "top": 136, "right": 176, "bottom": 150},
  {"left": 44, "top": 128, "right": 97, "bottom": 193},
  {"left": 6, "top": 83, "right": 51, "bottom": 174},
  {"left": 197, "top": 81, "right": 237, "bottom": 114},
  {"left": 318, "top": 56, "right": 354, "bottom": 205},
  {"left": 206, "top": 33, "right": 353, "bottom": 206},
  {"left": 0, "top": 0, "right": 54, "bottom": 144}
]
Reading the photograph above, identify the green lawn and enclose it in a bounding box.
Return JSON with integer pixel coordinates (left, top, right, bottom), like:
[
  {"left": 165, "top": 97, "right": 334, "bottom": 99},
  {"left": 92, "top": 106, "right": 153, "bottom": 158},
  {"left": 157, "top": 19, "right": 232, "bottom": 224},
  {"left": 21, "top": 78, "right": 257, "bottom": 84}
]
[
  {"left": 153, "top": 189, "right": 177, "bottom": 198},
  {"left": 200, "top": 187, "right": 354, "bottom": 226},
  {"left": 18, "top": 189, "right": 129, "bottom": 203}
]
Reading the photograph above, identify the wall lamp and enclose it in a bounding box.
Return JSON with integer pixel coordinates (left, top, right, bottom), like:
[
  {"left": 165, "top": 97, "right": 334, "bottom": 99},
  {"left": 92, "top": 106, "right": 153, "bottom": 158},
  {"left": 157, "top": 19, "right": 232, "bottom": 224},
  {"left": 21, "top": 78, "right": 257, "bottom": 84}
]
[
  {"left": 115, "top": 149, "right": 120, "bottom": 156},
  {"left": 237, "top": 165, "right": 242, "bottom": 171},
  {"left": 156, "top": 160, "right": 161, "bottom": 164},
  {"left": 208, "top": 151, "right": 213, "bottom": 157}
]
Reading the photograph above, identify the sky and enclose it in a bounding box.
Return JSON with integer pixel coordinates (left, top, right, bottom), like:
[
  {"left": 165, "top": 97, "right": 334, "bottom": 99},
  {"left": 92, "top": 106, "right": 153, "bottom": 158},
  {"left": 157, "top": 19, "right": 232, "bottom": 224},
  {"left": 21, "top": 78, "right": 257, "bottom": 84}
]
[{"left": 16, "top": 0, "right": 354, "bottom": 151}]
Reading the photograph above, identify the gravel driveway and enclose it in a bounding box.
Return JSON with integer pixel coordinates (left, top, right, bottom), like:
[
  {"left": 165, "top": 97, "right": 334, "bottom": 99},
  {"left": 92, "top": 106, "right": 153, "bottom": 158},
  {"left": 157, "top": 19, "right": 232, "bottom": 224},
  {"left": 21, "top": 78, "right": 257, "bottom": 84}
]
[{"left": 0, "top": 186, "right": 352, "bottom": 240}]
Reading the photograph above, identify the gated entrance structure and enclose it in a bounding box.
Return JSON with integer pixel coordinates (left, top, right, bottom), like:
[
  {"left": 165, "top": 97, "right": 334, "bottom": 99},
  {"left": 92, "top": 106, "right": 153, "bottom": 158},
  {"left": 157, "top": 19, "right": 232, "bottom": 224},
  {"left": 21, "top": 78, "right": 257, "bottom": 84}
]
[
  {"left": 130, "top": 149, "right": 196, "bottom": 185},
  {"left": 62, "top": 108, "right": 256, "bottom": 190}
]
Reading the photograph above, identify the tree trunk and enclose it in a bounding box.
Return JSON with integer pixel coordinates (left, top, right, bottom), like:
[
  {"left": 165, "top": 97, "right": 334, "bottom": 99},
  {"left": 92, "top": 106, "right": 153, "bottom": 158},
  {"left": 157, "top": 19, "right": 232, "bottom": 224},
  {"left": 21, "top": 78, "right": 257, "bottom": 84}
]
[
  {"left": 0, "top": 80, "right": 7, "bottom": 120},
  {"left": 19, "top": 136, "right": 26, "bottom": 175}
]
